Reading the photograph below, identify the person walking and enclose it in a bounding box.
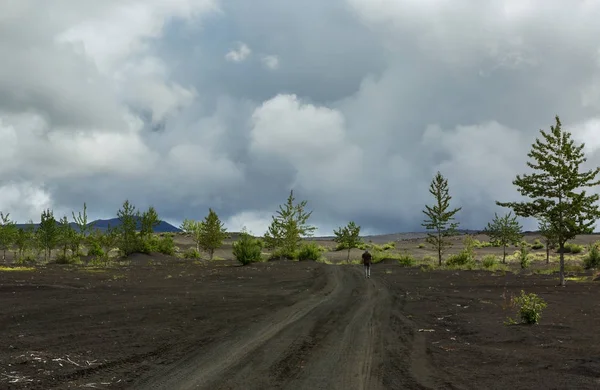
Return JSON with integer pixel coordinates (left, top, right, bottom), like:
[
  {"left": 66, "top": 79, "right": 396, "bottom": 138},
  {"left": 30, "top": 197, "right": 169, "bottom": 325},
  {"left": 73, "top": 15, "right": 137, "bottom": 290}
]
[{"left": 362, "top": 249, "right": 372, "bottom": 278}]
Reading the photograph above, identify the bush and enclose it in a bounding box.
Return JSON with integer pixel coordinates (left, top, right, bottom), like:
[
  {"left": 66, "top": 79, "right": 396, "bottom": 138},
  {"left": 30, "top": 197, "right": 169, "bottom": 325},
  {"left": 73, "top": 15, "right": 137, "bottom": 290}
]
[
  {"left": 296, "top": 243, "right": 321, "bottom": 261},
  {"left": 531, "top": 239, "right": 544, "bottom": 250},
  {"left": 183, "top": 248, "right": 201, "bottom": 259},
  {"left": 156, "top": 235, "right": 175, "bottom": 256},
  {"left": 417, "top": 243, "right": 425, "bottom": 249},
  {"left": 138, "top": 235, "right": 160, "bottom": 254},
  {"left": 382, "top": 242, "right": 395, "bottom": 250},
  {"left": 87, "top": 243, "right": 104, "bottom": 257},
  {"left": 233, "top": 233, "right": 263, "bottom": 265},
  {"left": 519, "top": 244, "right": 530, "bottom": 269},
  {"left": 397, "top": 254, "right": 416, "bottom": 267},
  {"left": 54, "top": 254, "right": 81, "bottom": 265},
  {"left": 509, "top": 290, "right": 548, "bottom": 325},
  {"left": 481, "top": 254, "right": 498, "bottom": 268},
  {"left": 559, "top": 243, "right": 584, "bottom": 254},
  {"left": 446, "top": 249, "right": 474, "bottom": 267},
  {"left": 584, "top": 242, "right": 600, "bottom": 269}
]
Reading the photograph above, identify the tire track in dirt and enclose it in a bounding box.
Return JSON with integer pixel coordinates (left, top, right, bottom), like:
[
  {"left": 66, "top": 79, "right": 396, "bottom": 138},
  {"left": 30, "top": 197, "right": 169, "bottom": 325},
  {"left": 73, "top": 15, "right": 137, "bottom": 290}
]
[
  {"left": 131, "top": 265, "right": 345, "bottom": 390},
  {"left": 379, "top": 277, "right": 443, "bottom": 389},
  {"left": 281, "top": 267, "right": 388, "bottom": 390}
]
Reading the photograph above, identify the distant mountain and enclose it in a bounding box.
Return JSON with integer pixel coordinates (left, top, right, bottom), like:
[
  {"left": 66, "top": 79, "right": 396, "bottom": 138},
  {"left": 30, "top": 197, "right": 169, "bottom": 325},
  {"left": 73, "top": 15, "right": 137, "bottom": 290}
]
[{"left": 14, "top": 217, "right": 181, "bottom": 233}]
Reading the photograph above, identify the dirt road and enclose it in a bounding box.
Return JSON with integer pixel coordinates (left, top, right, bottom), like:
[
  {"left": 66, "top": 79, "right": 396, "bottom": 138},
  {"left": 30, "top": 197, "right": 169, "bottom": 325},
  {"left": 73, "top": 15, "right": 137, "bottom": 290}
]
[{"left": 131, "top": 266, "right": 433, "bottom": 390}]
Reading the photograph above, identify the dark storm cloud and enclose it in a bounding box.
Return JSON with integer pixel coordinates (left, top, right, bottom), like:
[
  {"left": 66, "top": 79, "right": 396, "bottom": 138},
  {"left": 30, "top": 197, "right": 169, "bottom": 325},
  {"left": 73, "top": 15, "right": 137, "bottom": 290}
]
[{"left": 3, "top": 0, "right": 600, "bottom": 235}]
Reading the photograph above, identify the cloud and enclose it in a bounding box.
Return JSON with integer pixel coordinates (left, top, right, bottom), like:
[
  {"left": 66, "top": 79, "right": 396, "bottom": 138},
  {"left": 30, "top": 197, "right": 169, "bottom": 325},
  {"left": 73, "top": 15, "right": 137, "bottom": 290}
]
[
  {"left": 3, "top": 0, "right": 600, "bottom": 236},
  {"left": 225, "top": 42, "right": 251, "bottom": 62},
  {"left": 261, "top": 55, "right": 280, "bottom": 70}
]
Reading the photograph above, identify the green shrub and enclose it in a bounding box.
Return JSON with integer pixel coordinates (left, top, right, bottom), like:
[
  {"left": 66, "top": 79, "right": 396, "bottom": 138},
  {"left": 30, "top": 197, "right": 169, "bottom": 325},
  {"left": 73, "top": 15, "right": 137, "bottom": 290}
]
[
  {"left": 397, "top": 254, "right": 416, "bottom": 267},
  {"left": 508, "top": 290, "right": 548, "bottom": 325},
  {"left": 183, "top": 248, "right": 201, "bottom": 259},
  {"left": 531, "top": 239, "right": 544, "bottom": 250},
  {"left": 519, "top": 244, "right": 530, "bottom": 269},
  {"left": 382, "top": 242, "right": 395, "bottom": 251},
  {"left": 584, "top": 242, "right": 600, "bottom": 269},
  {"left": 446, "top": 251, "right": 474, "bottom": 267},
  {"left": 138, "top": 235, "right": 160, "bottom": 254},
  {"left": 481, "top": 254, "right": 498, "bottom": 268},
  {"left": 87, "top": 243, "right": 104, "bottom": 257},
  {"left": 156, "top": 235, "right": 175, "bottom": 256},
  {"left": 233, "top": 233, "right": 263, "bottom": 265},
  {"left": 296, "top": 243, "right": 321, "bottom": 261},
  {"left": 559, "top": 243, "right": 584, "bottom": 254},
  {"left": 417, "top": 243, "right": 425, "bottom": 249},
  {"left": 54, "top": 254, "right": 81, "bottom": 265}
]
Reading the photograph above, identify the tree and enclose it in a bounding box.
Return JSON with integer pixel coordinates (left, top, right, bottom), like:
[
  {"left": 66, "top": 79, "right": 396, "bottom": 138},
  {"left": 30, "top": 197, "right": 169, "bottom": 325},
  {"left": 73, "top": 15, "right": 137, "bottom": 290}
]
[
  {"left": 0, "top": 212, "right": 18, "bottom": 260},
  {"left": 538, "top": 217, "right": 558, "bottom": 264},
  {"left": 496, "top": 115, "right": 600, "bottom": 286},
  {"left": 14, "top": 228, "right": 29, "bottom": 260},
  {"left": 484, "top": 212, "right": 523, "bottom": 263},
  {"left": 333, "top": 221, "right": 362, "bottom": 262},
  {"left": 56, "top": 216, "right": 76, "bottom": 259},
  {"left": 422, "top": 172, "right": 462, "bottom": 266},
  {"left": 37, "top": 209, "right": 58, "bottom": 261},
  {"left": 140, "top": 206, "right": 160, "bottom": 238},
  {"left": 180, "top": 218, "right": 203, "bottom": 252},
  {"left": 72, "top": 202, "right": 93, "bottom": 255},
  {"left": 117, "top": 200, "right": 140, "bottom": 256},
  {"left": 198, "top": 208, "right": 228, "bottom": 260},
  {"left": 264, "top": 190, "right": 316, "bottom": 259}
]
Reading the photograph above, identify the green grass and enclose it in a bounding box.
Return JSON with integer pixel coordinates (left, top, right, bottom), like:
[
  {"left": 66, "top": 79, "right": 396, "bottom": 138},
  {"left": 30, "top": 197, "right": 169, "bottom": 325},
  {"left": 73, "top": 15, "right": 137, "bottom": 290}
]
[{"left": 0, "top": 266, "right": 35, "bottom": 272}]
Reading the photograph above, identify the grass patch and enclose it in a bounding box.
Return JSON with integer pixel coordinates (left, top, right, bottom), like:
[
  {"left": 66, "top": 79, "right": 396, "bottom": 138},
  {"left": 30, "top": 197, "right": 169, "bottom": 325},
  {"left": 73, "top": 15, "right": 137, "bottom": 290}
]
[{"left": 0, "top": 266, "right": 35, "bottom": 272}]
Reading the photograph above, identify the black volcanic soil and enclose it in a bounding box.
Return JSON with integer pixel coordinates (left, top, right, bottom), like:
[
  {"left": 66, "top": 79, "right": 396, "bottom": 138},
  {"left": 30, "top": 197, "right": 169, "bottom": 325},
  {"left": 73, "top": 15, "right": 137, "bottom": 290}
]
[{"left": 1, "top": 260, "right": 599, "bottom": 389}]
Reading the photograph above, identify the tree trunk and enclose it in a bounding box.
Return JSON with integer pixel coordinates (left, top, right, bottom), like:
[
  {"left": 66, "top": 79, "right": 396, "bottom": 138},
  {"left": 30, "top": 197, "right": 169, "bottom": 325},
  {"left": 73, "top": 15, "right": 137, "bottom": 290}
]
[
  {"left": 2, "top": 249, "right": 5, "bottom": 260},
  {"left": 546, "top": 244, "right": 550, "bottom": 264},
  {"left": 209, "top": 249, "right": 214, "bottom": 261},
  {"left": 559, "top": 241, "right": 566, "bottom": 287},
  {"left": 437, "top": 230, "right": 442, "bottom": 266},
  {"left": 347, "top": 248, "right": 350, "bottom": 262},
  {"left": 502, "top": 244, "right": 506, "bottom": 264}
]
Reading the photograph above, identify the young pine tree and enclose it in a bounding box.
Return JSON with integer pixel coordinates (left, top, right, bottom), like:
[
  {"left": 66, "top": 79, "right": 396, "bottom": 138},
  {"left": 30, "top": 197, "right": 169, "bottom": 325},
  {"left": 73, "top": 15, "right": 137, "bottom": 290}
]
[
  {"left": 484, "top": 212, "right": 523, "bottom": 264},
  {"left": 422, "top": 172, "right": 462, "bottom": 266},
  {"left": 72, "top": 202, "right": 93, "bottom": 255},
  {"left": 333, "top": 221, "right": 362, "bottom": 262},
  {"left": 264, "top": 190, "right": 316, "bottom": 259},
  {"left": 38, "top": 209, "right": 58, "bottom": 261},
  {"left": 497, "top": 115, "right": 600, "bottom": 286},
  {"left": 0, "top": 212, "right": 18, "bottom": 260},
  {"left": 140, "top": 206, "right": 160, "bottom": 238},
  {"left": 198, "top": 208, "right": 228, "bottom": 260},
  {"left": 56, "top": 216, "right": 76, "bottom": 259},
  {"left": 117, "top": 200, "right": 140, "bottom": 256}
]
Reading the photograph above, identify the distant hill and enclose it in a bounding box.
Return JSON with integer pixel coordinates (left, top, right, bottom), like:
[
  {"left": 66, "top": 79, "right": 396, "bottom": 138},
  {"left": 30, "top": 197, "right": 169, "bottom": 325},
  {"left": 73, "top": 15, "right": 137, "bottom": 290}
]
[{"left": 14, "top": 217, "right": 181, "bottom": 233}]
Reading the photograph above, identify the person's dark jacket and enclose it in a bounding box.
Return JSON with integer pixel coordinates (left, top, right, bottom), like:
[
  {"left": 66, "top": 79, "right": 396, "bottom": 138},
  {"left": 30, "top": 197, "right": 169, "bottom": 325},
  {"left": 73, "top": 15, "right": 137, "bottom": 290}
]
[{"left": 362, "top": 250, "right": 372, "bottom": 265}]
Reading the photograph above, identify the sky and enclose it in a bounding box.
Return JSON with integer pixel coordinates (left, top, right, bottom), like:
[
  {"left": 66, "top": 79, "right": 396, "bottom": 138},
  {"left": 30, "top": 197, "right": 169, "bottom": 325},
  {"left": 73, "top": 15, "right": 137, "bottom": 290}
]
[{"left": 2, "top": 0, "right": 600, "bottom": 236}]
